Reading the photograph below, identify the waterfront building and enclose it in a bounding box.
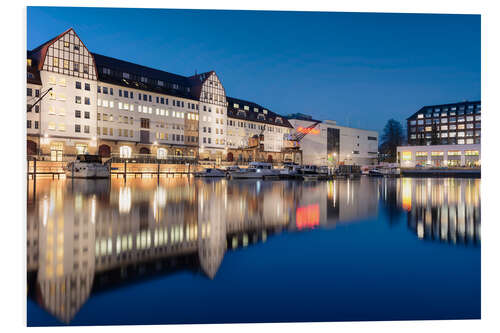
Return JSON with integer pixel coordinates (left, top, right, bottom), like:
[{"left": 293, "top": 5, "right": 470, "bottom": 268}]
[
  {"left": 397, "top": 144, "right": 481, "bottom": 167},
  {"left": 225, "top": 97, "right": 296, "bottom": 163},
  {"left": 286, "top": 114, "right": 379, "bottom": 166},
  {"left": 26, "top": 28, "right": 227, "bottom": 162},
  {"left": 398, "top": 101, "right": 481, "bottom": 167},
  {"left": 26, "top": 27, "right": 376, "bottom": 167}
]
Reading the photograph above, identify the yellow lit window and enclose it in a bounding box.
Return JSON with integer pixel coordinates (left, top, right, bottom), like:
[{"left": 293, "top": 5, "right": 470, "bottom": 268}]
[
  {"left": 415, "top": 152, "right": 428, "bottom": 157},
  {"left": 431, "top": 151, "right": 444, "bottom": 156},
  {"left": 27, "top": 59, "right": 32, "bottom": 66},
  {"left": 58, "top": 123, "right": 65, "bottom": 131},
  {"left": 53, "top": 58, "right": 59, "bottom": 67},
  {"left": 425, "top": 126, "right": 432, "bottom": 131},
  {"left": 465, "top": 150, "right": 479, "bottom": 156},
  {"left": 63, "top": 60, "right": 69, "bottom": 69},
  {"left": 401, "top": 151, "right": 412, "bottom": 161},
  {"left": 48, "top": 122, "right": 56, "bottom": 130},
  {"left": 447, "top": 151, "right": 461, "bottom": 156}
]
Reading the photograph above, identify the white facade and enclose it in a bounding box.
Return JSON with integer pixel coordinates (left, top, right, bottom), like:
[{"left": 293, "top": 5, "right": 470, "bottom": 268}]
[
  {"left": 397, "top": 144, "right": 481, "bottom": 168},
  {"left": 287, "top": 118, "right": 379, "bottom": 166},
  {"left": 96, "top": 82, "right": 200, "bottom": 156},
  {"left": 197, "top": 72, "right": 227, "bottom": 157}
]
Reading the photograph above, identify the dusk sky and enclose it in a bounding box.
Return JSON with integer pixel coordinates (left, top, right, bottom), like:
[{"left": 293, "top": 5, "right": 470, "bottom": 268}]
[{"left": 27, "top": 7, "right": 480, "bottom": 134}]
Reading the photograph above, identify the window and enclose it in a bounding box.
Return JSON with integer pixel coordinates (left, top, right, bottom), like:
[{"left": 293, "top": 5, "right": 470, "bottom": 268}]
[
  {"left": 75, "top": 81, "right": 81, "bottom": 89},
  {"left": 84, "top": 111, "right": 90, "bottom": 119},
  {"left": 75, "top": 124, "right": 81, "bottom": 133},
  {"left": 73, "top": 63, "right": 80, "bottom": 72},
  {"left": 84, "top": 97, "right": 90, "bottom": 105},
  {"left": 34, "top": 121, "right": 38, "bottom": 129},
  {"left": 415, "top": 152, "right": 428, "bottom": 157},
  {"left": 27, "top": 120, "right": 32, "bottom": 128},
  {"left": 123, "top": 72, "right": 130, "bottom": 79},
  {"left": 27, "top": 88, "right": 32, "bottom": 96},
  {"left": 120, "top": 146, "right": 132, "bottom": 158},
  {"left": 367, "top": 136, "right": 377, "bottom": 141},
  {"left": 85, "top": 83, "right": 90, "bottom": 91},
  {"left": 84, "top": 125, "right": 90, "bottom": 134},
  {"left": 75, "top": 96, "right": 81, "bottom": 104},
  {"left": 83, "top": 65, "right": 89, "bottom": 74},
  {"left": 140, "top": 118, "right": 150, "bottom": 129},
  {"left": 75, "top": 110, "right": 81, "bottom": 118}
]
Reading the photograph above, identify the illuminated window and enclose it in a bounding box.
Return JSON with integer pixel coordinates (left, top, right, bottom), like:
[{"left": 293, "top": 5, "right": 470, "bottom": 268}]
[
  {"left": 58, "top": 123, "right": 65, "bottom": 131},
  {"left": 465, "top": 150, "right": 479, "bottom": 156},
  {"left": 401, "top": 151, "right": 412, "bottom": 161},
  {"left": 448, "top": 151, "right": 461, "bottom": 156},
  {"left": 415, "top": 152, "right": 428, "bottom": 157},
  {"left": 48, "top": 122, "right": 56, "bottom": 130},
  {"left": 118, "top": 146, "right": 131, "bottom": 158},
  {"left": 53, "top": 58, "right": 59, "bottom": 67},
  {"left": 431, "top": 151, "right": 444, "bottom": 156}
]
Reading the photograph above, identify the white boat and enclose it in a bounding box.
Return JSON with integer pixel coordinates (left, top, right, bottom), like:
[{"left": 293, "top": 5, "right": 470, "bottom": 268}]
[
  {"left": 368, "top": 167, "right": 400, "bottom": 177},
  {"left": 65, "top": 154, "right": 110, "bottom": 179},
  {"left": 195, "top": 168, "right": 226, "bottom": 177},
  {"left": 279, "top": 163, "right": 301, "bottom": 177},
  {"left": 231, "top": 162, "right": 277, "bottom": 179},
  {"left": 301, "top": 165, "right": 318, "bottom": 174}
]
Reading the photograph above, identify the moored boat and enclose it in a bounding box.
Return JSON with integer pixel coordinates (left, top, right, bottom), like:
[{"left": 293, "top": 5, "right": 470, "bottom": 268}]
[
  {"left": 65, "top": 154, "right": 110, "bottom": 179},
  {"left": 195, "top": 168, "right": 226, "bottom": 177},
  {"left": 231, "top": 162, "right": 277, "bottom": 179}
]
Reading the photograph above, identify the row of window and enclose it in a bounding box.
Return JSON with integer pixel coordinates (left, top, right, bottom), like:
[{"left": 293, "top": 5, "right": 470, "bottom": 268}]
[
  {"left": 98, "top": 85, "right": 200, "bottom": 111},
  {"left": 52, "top": 58, "right": 89, "bottom": 74},
  {"left": 26, "top": 120, "right": 39, "bottom": 129},
  {"left": 75, "top": 81, "right": 91, "bottom": 91},
  {"left": 414, "top": 123, "right": 481, "bottom": 131},
  {"left": 74, "top": 124, "right": 91, "bottom": 134},
  {"left": 411, "top": 150, "right": 480, "bottom": 157},
  {"left": 27, "top": 88, "right": 40, "bottom": 97},
  {"left": 418, "top": 104, "right": 480, "bottom": 115},
  {"left": 27, "top": 104, "right": 40, "bottom": 113},
  {"left": 202, "top": 137, "right": 225, "bottom": 145},
  {"left": 411, "top": 138, "right": 480, "bottom": 145},
  {"left": 410, "top": 115, "right": 481, "bottom": 126},
  {"left": 410, "top": 131, "right": 480, "bottom": 139},
  {"left": 202, "top": 127, "right": 225, "bottom": 135},
  {"left": 97, "top": 127, "right": 134, "bottom": 137},
  {"left": 75, "top": 96, "right": 91, "bottom": 105}
]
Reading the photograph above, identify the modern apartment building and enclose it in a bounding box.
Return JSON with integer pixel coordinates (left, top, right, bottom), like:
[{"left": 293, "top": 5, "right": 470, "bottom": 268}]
[
  {"left": 286, "top": 114, "right": 379, "bottom": 166},
  {"left": 398, "top": 101, "right": 481, "bottom": 167},
  {"left": 406, "top": 101, "right": 481, "bottom": 146}
]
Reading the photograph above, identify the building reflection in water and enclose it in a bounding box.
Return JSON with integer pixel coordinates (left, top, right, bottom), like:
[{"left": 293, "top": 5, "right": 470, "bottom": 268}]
[
  {"left": 395, "top": 178, "right": 481, "bottom": 245},
  {"left": 26, "top": 177, "right": 380, "bottom": 323}
]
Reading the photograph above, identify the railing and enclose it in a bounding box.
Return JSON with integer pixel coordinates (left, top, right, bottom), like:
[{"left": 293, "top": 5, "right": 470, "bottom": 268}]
[{"left": 107, "top": 153, "right": 197, "bottom": 165}]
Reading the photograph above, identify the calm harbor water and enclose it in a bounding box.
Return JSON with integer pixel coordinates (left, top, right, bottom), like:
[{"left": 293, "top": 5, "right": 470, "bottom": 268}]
[{"left": 27, "top": 176, "right": 480, "bottom": 326}]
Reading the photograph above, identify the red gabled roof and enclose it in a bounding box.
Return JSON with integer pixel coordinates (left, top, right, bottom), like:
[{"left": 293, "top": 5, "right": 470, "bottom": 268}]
[{"left": 28, "top": 28, "right": 98, "bottom": 79}]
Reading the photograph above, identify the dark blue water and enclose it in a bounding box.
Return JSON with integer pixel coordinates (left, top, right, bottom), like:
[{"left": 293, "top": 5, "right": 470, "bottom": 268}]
[{"left": 27, "top": 177, "right": 480, "bottom": 326}]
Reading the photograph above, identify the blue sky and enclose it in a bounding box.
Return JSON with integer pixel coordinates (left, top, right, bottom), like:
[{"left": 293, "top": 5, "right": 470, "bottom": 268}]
[{"left": 27, "top": 7, "right": 480, "bottom": 134}]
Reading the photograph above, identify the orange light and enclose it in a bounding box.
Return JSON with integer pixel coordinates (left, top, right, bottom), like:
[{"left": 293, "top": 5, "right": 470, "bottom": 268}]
[
  {"left": 296, "top": 204, "right": 320, "bottom": 229},
  {"left": 297, "top": 126, "right": 320, "bottom": 135}
]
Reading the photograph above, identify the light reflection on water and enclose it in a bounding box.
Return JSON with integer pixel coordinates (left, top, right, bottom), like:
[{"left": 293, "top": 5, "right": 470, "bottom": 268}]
[{"left": 27, "top": 177, "right": 480, "bottom": 325}]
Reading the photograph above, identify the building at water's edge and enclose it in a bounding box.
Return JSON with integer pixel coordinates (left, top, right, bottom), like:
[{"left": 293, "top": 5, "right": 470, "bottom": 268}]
[
  {"left": 27, "top": 28, "right": 378, "bottom": 166},
  {"left": 397, "top": 101, "right": 481, "bottom": 168}
]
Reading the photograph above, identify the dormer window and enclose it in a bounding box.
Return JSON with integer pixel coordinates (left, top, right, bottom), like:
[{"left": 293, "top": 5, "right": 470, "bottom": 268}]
[
  {"left": 263, "top": 109, "right": 268, "bottom": 115},
  {"left": 103, "top": 68, "right": 111, "bottom": 75},
  {"left": 258, "top": 114, "right": 266, "bottom": 121},
  {"left": 158, "top": 80, "right": 164, "bottom": 86},
  {"left": 237, "top": 110, "right": 246, "bottom": 117},
  {"left": 140, "top": 76, "right": 147, "bottom": 83},
  {"left": 244, "top": 105, "right": 249, "bottom": 111},
  {"left": 276, "top": 117, "right": 283, "bottom": 124},
  {"left": 234, "top": 103, "right": 239, "bottom": 109},
  {"left": 254, "top": 107, "right": 259, "bottom": 112},
  {"left": 123, "top": 72, "right": 130, "bottom": 79}
]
